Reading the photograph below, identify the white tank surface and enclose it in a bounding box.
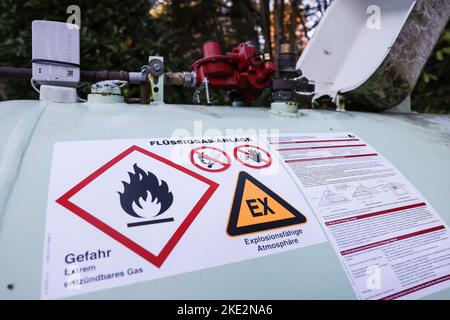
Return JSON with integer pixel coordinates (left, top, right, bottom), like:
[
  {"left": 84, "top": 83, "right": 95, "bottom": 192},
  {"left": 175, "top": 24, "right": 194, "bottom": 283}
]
[{"left": 0, "top": 100, "right": 449, "bottom": 299}]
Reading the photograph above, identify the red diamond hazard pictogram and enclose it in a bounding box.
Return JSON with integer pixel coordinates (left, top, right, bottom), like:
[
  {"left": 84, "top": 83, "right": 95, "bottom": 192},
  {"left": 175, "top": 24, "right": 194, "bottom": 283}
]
[{"left": 56, "top": 145, "right": 219, "bottom": 268}]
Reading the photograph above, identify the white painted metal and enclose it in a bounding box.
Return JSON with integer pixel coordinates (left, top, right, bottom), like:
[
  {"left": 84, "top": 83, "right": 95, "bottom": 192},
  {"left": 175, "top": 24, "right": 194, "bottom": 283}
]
[
  {"left": 297, "top": 0, "right": 416, "bottom": 100},
  {"left": 39, "top": 85, "right": 77, "bottom": 103},
  {"left": 32, "top": 20, "right": 80, "bottom": 84},
  {"left": 270, "top": 101, "right": 299, "bottom": 115}
]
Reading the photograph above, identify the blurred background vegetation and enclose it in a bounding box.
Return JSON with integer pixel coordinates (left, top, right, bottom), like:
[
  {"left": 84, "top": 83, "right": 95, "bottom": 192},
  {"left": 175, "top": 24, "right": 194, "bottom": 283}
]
[{"left": 0, "top": 0, "right": 449, "bottom": 113}]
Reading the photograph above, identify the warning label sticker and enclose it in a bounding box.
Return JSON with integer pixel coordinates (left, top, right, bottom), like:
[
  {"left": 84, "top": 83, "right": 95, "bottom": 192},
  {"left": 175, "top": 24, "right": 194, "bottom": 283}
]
[
  {"left": 234, "top": 145, "right": 272, "bottom": 169},
  {"left": 270, "top": 132, "right": 450, "bottom": 300},
  {"left": 56, "top": 145, "right": 218, "bottom": 268},
  {"left": 227, "top": 171, "right": 307, "bottom": 236},
  {"left": 42, "top": 135, "right": 326, "bottom": 299},
  {"left": 190, "top": 146, "right": 231, "bottom": 172}
]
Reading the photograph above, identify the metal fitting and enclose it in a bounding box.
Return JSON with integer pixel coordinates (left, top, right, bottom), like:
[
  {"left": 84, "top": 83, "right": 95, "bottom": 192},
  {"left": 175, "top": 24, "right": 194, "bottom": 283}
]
[
  {"left": 165, "top": 71, "right": 196, "bottom": 87},
  {"left": 90, "top": 80, "right": 127, "bottom": 95}
]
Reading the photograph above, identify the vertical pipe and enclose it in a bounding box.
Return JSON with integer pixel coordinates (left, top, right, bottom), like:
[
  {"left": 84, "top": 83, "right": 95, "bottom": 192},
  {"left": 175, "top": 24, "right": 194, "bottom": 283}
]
[{"left": 202, "top": 41, "right": 223, "bottom": 57}]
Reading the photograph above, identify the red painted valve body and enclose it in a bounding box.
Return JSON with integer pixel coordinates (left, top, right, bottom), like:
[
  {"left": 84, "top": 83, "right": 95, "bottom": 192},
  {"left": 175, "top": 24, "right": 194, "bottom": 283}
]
[{"left": 191, "top": 41, "right": 277, "bottom": 104}]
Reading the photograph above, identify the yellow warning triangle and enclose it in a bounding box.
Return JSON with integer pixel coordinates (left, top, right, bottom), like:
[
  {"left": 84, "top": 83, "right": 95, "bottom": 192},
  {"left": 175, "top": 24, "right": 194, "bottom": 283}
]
[{"left": 227, "top": 172, "right": 307, "bottom": 236}]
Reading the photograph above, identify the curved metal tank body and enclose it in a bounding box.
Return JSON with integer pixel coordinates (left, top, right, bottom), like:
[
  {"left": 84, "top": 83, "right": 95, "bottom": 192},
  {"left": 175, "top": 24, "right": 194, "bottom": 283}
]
[{"left": 0, "top": 100, "right": 449, "bottom": 299}]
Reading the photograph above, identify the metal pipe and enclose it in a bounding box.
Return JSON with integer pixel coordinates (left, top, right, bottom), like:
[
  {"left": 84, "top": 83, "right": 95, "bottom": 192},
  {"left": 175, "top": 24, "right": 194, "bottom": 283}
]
[
  {"left": 80, "top": 70, "right": 130, "bottom": 82},
  {"left": 0, "top": 67, "right": 144, "bottom": 83},
  {"left": 165, "top": 71, "right": 196, "bottom": 87},
  {"left": 0, "top": 67, "right": 32, "bottom": 80}
]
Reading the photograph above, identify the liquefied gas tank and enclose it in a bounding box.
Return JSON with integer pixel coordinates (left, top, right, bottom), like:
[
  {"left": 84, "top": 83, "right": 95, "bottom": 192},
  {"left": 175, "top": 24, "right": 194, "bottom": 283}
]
[{"left": 0, "top": 100, "right": 449, "bottom": 299}]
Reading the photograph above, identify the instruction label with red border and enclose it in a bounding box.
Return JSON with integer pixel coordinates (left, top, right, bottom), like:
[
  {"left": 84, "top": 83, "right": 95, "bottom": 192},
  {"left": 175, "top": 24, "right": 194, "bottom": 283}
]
[
  {"left": 269, "top": 132, "right": 450, "bottom": 300},
  {"left": 42, "top": 135, "right": 326, "bottom": 299}
]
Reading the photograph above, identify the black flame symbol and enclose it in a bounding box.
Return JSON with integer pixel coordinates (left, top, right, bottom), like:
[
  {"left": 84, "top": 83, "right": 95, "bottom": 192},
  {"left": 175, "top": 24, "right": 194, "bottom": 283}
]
[{"left": 118, "top": 163, "right": 174, "bottom": 218}]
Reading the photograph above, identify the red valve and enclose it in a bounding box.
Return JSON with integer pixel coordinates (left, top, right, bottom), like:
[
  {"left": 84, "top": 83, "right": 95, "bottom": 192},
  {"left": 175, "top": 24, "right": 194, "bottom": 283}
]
[{"left": 191, "top": 41, "right": 277, "bottom": 105}]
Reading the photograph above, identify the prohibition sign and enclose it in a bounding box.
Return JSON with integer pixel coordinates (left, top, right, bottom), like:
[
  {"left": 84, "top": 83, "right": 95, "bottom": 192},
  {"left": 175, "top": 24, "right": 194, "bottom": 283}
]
[
  {"left": 234, "top": 145, "right": 272, "bottom": 169},
  {"left": 191, "top": 146, "right": 231, "bottom": 172}
]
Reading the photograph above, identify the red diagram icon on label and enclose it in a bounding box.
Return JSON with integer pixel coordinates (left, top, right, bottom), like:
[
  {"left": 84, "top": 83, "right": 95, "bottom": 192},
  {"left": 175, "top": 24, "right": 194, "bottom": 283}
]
[
  {"left": 56, "top": 145, "right": 219, "bottom": 268},
  {"left": 190, "top": 146, "right": 231, "bottom": 172},
  {"left": 234, "top": 145, "right": 272, "bottom": 169}
]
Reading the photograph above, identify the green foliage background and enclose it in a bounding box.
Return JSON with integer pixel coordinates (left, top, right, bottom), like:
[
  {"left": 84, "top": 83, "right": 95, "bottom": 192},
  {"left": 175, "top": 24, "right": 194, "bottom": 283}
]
[
  {"left": 411, "top": 22, "right": 450, "bottom": 114},
  {"left": 0, "top": 0, "right": 449, "bottom": 112}
]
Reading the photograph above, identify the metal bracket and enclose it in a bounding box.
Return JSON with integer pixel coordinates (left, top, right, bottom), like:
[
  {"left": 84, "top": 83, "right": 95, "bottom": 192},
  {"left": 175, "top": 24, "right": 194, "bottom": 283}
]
[
  {"left": 192, "top": 77, "right": 211, "bottom": 106},
  {"left": 142, "top": 56, "right": 164, "bottom": 104}
]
